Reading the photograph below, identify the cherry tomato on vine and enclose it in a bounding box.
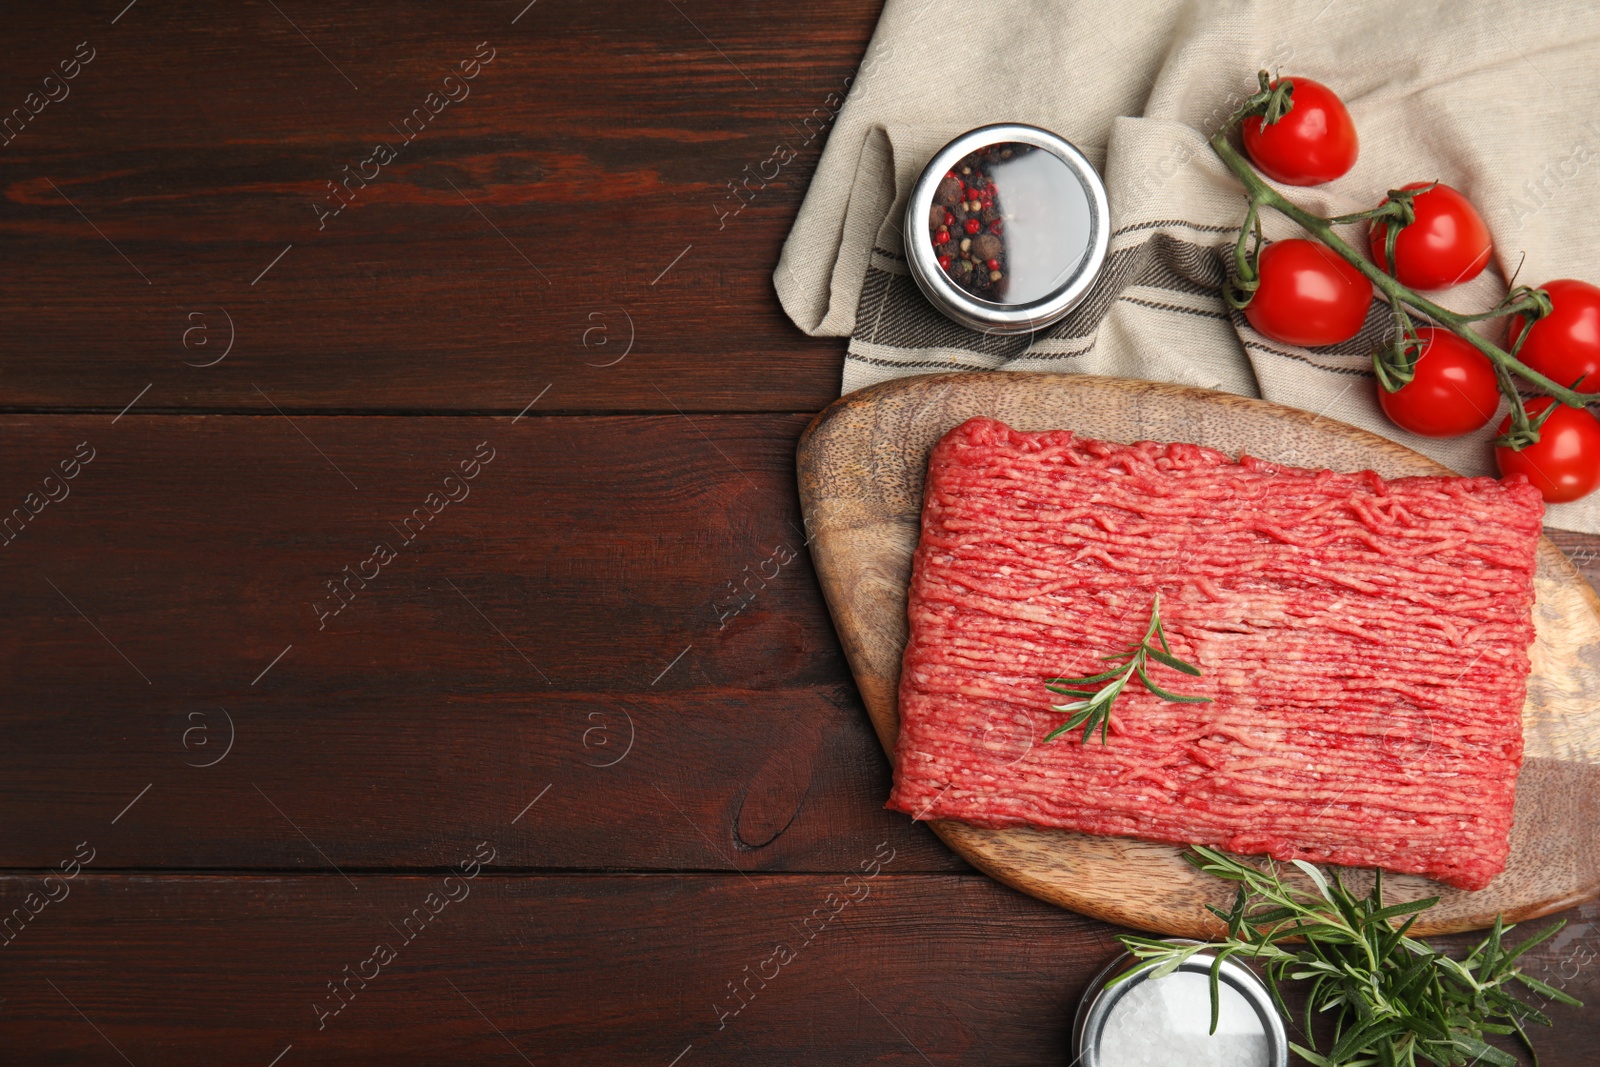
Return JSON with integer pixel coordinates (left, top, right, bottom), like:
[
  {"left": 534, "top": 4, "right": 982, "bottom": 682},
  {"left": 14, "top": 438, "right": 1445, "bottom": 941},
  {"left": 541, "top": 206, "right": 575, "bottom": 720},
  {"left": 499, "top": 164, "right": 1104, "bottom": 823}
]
[
  {"left": 1508, "top": 279, "right": 1600, "bottom": 394},
  {"left": 1495, "top": 398, "right": 1600, "bottom": 503},
  {"left": 1376, "top": 328, "right": 1499, "bottom": 437},
  {"left": 1241, "top": 77, "right": 1359, "bottom": 186},
  {"left": 1243, "top": 239, "right": 1372, "bottom": 347},
  {"left": 1367, "top": 183, "right": 1492, "bottom": 291}
]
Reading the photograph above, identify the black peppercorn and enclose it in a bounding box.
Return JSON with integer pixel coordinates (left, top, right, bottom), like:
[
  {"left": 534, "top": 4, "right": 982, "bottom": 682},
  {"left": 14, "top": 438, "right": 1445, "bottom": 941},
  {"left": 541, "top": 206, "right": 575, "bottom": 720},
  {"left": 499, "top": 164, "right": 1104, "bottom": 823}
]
[
  {"left": 926, "top": 145, "right": 1030, "bottom": 299},
  {"left": 971, "top": 234, "right": 1001, "bottom": 262}
]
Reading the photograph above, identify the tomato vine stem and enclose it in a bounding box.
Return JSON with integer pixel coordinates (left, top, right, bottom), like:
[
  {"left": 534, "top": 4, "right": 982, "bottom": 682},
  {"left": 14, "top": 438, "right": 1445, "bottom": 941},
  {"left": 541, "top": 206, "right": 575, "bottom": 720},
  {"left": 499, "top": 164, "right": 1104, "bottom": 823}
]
[{"left": 1208, "top": 98, "right": 1585, "bottom": 450}]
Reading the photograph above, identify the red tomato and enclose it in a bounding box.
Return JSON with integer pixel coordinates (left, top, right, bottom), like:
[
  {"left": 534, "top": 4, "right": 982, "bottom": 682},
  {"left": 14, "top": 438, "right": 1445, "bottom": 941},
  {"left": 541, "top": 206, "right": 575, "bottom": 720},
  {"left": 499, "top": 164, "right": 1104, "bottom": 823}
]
[
  {"left": 1495, "top": 398, "right": 1600, "bottom": 503},
  {"left": 1508, "top": 279, "right": 1600, "bottom": 394},
  {"left": 1244, "top": 239, "right": 1372, "bottom": 347},
  {"left": 1241, "top": 77, "right": 1359, "bottom": 186},
  {"left": 1368, "top": 183, "right": 1492, "bottom": 290},
  {"left": 1376, "top": 328, "right": 1499, "bottom": 437}
]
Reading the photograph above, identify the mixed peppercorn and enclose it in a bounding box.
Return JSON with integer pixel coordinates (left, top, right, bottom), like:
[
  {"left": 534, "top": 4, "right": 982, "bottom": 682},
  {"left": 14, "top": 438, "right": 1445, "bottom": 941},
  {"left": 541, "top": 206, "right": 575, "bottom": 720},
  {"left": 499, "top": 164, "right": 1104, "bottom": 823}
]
[{"left": 928, "top": 144, "right": 1017, "bottom": 300}]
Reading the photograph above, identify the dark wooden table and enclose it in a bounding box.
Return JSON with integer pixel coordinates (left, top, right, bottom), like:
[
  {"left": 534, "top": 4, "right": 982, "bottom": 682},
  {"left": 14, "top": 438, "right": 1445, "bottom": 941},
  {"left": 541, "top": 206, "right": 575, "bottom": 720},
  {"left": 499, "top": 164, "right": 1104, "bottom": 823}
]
[{"left": 3, "top": 3, "right": 1597, "bottom": 1063}]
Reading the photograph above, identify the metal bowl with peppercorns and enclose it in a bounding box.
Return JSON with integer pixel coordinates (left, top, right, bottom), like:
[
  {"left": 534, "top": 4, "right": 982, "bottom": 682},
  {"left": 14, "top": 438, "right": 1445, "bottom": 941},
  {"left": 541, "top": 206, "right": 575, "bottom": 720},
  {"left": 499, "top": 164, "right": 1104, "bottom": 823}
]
[{"left": 905, "top": 123, "right": 1109, "bottom": 335}]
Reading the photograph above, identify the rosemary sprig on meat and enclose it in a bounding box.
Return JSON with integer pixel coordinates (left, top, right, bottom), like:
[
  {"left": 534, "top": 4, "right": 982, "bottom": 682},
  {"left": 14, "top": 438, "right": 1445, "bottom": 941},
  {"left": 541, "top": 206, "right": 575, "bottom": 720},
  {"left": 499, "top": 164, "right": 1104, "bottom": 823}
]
[
  {"left": 1044, "top": 592, "right": 1209, "bottom": 745},
  {"left": 1116, "top": 847, "right": 1581, "bottom": 1067}
]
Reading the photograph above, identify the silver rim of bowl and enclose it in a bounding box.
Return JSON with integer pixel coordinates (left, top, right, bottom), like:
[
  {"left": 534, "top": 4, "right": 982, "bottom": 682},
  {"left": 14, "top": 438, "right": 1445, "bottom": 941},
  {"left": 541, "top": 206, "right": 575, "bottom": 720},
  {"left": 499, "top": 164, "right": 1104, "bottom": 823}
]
[
  {"left": 1071, "top": 940, "right": 1290, "bottom": 1067},
  {"left": 903, "top": 122, "right": 1110, "bottom": 336}
]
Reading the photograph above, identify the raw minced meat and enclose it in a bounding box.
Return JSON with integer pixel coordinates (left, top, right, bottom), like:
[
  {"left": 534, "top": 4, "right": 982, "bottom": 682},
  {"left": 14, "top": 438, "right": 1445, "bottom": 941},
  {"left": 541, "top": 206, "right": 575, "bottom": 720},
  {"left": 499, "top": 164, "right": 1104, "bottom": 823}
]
[{"left": 887, "top": 417, "right": 1545, "bottom": 891}]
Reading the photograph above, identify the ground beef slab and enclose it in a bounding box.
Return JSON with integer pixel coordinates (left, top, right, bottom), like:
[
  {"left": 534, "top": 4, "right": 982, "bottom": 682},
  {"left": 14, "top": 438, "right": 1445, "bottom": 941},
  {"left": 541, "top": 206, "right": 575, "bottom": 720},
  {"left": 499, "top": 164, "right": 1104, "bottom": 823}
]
[{"left": 886, "top": 417, "right": 1545, "bottom": 891}]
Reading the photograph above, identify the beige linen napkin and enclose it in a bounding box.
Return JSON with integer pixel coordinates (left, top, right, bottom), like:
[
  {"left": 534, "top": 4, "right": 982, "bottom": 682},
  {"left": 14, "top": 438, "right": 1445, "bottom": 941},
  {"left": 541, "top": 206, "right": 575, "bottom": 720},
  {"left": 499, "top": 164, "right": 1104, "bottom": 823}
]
[{"left": 775, "top": 0, "right": 1600, "bottom": 532}]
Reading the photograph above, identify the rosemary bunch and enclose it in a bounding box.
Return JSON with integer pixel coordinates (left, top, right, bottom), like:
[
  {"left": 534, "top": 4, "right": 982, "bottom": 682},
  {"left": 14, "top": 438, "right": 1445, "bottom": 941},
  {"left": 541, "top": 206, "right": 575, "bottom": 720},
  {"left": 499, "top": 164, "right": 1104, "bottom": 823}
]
[
  {"left": 1044, "top": 592, "right": 1209, "bottom": 745},
  {"left": 1116, "top": 847, "right": 1581, "bottom": 1067}
]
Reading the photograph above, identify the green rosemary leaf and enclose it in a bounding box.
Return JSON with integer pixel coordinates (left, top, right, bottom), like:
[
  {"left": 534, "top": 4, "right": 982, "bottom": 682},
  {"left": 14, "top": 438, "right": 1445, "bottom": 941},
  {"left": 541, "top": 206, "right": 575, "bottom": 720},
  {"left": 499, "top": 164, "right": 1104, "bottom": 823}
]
[
  {"left": 1404, "top": 1011, "right": 1450, "bottom": 1041},
  {"left": 1105, "top": 941, "right": 1210, "bottom": 987},
  {"left": 1208, "top": 946, "right": 1236, "bottom": 1035},
  {"left": 1087, "top": 712, "right": 1110, "bottom": 746},
  {"left": 1291, "top": 859, "right": 1334, "bottom": 903},
  {"left": 1298, "top": 974, "right": 1320, "bottom": 1044},
  {"left": 1144, "top": 592, "right": 1171, "bottom": 646},
  {"left": 1090, "top": 676, "right": 1127, "bottom": 703},
  {"left": 1498, "top": 997, "right": 1555, "bottom": 1028},
  {"left": 1185, "top": 846, "right": 1247, "bottom": 881},
  {"left": 1249, "top": 905, "right": 1299, "bottom": 924},
  {"left": 1135, "top": 664, "right": 1213, "bottom": 703},
  {"left": 1497, "top": 918, "right": 1566, "bottom": 971},
  {"left": 1046, "top": 687, "right": 1100, "bottom": 699},
  {"left": 1153, "top": 619, "right": 1174, "bottom": 655},
  {"left": 1061, "top": 705, "right": 1094, "bottom": 728},
  {"left": 1048, "top": 668, "right": 1126, "bottom": 685},
  {"left": 1376, "top": 912, "right": 1422, "bottom": 964},
  {"left": 1288, "top": 1041, "right": 1338, "bottom": 1067},
  {"left": 1329, "top": 1017, "right": 1411, "bottom": 1063},
  {"left": 1143, "top": 643, "right": 1203, "bottom": 676},
  {"left": 1224, "top": 885, "right": 1249, "bottom": 939},
  {"left": 1369, "top": 897, "right": 1441, "bottom": 924},
  {"left": 1040, "top": 721, "right": 1074, "bottom": 743},
  {"left": 1147, "top": 954, "right": 1191, "bottom": 981},
  {"left": 1051, "top": 696, "right": 1109, "bottom": 747},
  {"left": 1513, "top": 971, "right": 1583, "bottom": 1007},
  {"left": 1153, "top": 689, "right": 1213, "bottom": 707},
  {"left": 1434, "top": 953, "right": 1480, "bottom": 990},
  {"left": 1391, "top": 954, "right": 1435, "bottom": 997},
  {"left": 1451, "top": 1035, "right": 1519, "bottom": 1067},
  {"left": 1479, "top": 913, "right": 1507, "bottom": 977}
]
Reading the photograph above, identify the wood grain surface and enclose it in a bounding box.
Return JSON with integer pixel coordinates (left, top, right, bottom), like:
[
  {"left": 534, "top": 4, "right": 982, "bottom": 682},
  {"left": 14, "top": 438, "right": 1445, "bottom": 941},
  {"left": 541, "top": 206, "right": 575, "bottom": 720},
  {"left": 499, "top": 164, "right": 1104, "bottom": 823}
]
[
  {"left": 2, "top": 2, "right": 1598, "bottom": 1063},
  {"left": 2, "top": 874, "right": 1596, "bottom": 1067},
  {"left": 0, "top": 1, "right": 867, "bottom": 414},
  {"left": 798, "top": 372, "right": 1600, "bottom": 937},
  {"left": 0, "top": 414, "right": 970, "bottom": 874}
]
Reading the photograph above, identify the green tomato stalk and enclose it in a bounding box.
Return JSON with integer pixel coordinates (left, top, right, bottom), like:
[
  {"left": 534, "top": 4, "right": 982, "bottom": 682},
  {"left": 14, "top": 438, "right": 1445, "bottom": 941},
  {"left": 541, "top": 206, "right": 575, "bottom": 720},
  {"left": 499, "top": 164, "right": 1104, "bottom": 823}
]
[{"left": 1213, "top": 71, "right": 1585, "bottom": 450}]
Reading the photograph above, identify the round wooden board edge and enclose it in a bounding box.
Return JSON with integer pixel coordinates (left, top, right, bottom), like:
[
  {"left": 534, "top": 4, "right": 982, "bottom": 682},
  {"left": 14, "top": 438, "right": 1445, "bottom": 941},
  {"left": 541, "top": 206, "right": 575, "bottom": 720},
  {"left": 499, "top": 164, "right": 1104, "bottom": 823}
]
[{"left": 797, "top": 370, "right": 1600, "bottom": 937}]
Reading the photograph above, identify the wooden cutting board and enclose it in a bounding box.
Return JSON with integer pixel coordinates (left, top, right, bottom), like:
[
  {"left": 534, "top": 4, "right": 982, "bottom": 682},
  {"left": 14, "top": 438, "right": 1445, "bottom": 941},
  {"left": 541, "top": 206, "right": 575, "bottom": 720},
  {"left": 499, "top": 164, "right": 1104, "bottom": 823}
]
[{"left": 797, "top": 371, "right": 1600, "bottom": 937}]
